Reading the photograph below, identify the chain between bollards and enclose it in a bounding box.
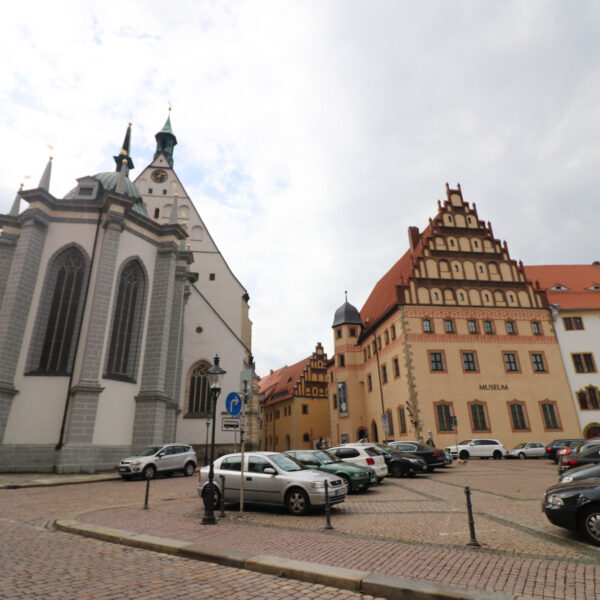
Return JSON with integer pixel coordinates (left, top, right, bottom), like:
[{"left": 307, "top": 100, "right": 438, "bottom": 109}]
[
  {"left": 143, "top": 477, "right": 150, "bottom": 510},
  {"left": 324, "top": 480, "right": 333, "bottom": 529},
  {"left": 219, "top": 475, "right": 226, "bottom": 518},
  {"left": 464, "top": 486, "right": 480, "bottom": 547}
]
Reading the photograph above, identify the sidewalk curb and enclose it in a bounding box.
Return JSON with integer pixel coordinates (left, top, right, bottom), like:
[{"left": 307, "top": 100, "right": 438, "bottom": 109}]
[
  {"left": 55, "top": 520, "right": 519, "bottom": 600},
  {"left": 0, "top": 474, "right": 120, "bottom": 489}
]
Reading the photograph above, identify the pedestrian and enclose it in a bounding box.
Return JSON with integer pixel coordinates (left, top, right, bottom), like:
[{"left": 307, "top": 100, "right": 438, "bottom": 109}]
[
  {"left": 426, "top": 436, "right": 435, "bottom": 448},
  {"left": 316, "top": 437, "right": 324, "bottom": 450}
]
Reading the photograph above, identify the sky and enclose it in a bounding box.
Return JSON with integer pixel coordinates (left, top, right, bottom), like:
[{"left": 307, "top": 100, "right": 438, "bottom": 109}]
[{"left": 1, "top": 1, "right": 600, "bottom": 375}]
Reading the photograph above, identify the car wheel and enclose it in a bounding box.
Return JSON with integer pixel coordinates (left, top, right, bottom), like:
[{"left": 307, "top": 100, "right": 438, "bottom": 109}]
[
  {"left": 579, "top": 504, "right": 600, "bottom": 546},
  {"left": 202, "top": 484, "right": 221, "bottom": 510},
  {"left": 459, "top": 450, "right": 469, "bottom": 460},
  {"left": 426, "top": 466, "right": 435, "bottom": 473},
  {"left": 390, "top": 463, "right": 405, "bottom": 478},
  {"left": 518, "top": 452, "right": 526, "bottom": 460},
  {"left": 143, "top": 465, "right": 156, "bottom": 480},
  {"left": 183, "top": 461, "right": 196, "bottom": 477},
  {"left": 407, "top": 468, "right": 416, "bottom": 478},
  {"left": 285, "top": 488, "right": 310, "bottom": 516},
  {"left": 493, "top": 451, "right": 502, "bottom": 460},
  {"left": 339, "top": 474, "right": 352, "bottom": 492}
]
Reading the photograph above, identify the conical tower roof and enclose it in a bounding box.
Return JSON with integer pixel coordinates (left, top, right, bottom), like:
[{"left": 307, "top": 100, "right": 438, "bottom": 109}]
[{"left": 332, "top": 293, "right": 362, "bottom": 327}]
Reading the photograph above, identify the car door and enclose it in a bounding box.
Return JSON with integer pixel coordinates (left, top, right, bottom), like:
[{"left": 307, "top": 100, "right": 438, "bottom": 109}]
[
  {"left": 244, "top": 455, "right": 283, "bottom": 504},
  {"left": 157, "top": 446, "right": 179, "bottom": 472},
  {"left": 469, "top": 440, "right": 485, "bottom": 457}
]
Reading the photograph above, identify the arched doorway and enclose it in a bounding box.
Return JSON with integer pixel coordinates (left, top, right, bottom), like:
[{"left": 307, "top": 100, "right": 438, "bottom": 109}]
[
  {"left": 371, "top": 420, "right": 379, "bottom": 442},
  {"left": 584, "top": 423, "right": 600, "bottom": 439},
  {"left": 357, "top": 427, "right": 368, "bottom": 442}
]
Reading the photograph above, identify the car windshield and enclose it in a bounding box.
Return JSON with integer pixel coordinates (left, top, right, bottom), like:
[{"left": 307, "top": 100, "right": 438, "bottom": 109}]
[
  {"left": 270, "top": 453, "right": 304, "bottom": 471},
  {"left": 138, "top": 446, "right": 163, "bottom": 456},
  {"left": 315, "top": 451, "right": 338, "bottom": 464},
  {"left": 513, "top": 443, "right": 526, "bottom": 449},
  {"left": 459, "top": 440, "right": 473, "bottom": 446},
  {"left": 377, "top": 444, "right": 404, "bottom": 455}
]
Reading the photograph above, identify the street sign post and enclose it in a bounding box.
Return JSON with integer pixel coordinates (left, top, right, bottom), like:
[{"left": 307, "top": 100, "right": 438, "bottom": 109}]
[
  {"left": 381, "top": 413, "right": 389, "bottom": 434},
  {"left": 222, "top": 417, "right": 240, "bottom": 432}
]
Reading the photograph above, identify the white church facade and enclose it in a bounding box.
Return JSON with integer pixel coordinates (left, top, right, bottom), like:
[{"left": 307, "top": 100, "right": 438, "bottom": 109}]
[{"left": 0, "top": 116, "right": 258, "bottom": 472}]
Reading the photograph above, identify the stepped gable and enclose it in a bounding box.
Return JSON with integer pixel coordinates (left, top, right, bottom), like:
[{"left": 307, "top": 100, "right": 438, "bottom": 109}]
[
  {"left": 360, "top": 183, "right": 548, "bottom": 332},
  {"left": 524, "top": 264, "right": 600, "bottom": 309},
  {"left": 259, "top": 357, "right": 310, "bottom": 407}
]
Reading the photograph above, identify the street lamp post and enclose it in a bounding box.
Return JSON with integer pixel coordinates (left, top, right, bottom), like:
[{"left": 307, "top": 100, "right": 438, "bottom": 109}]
[
  {"left": 202, "top": 355, "right": 226, "bottom": 525},
  {"left": 204, "top": 421, "right": 210, "bottom": 466}
]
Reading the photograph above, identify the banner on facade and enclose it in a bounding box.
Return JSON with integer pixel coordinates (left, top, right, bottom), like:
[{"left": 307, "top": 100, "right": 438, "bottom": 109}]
[{"left": 337, "top": 381, "right": 349, "bottom": 417}]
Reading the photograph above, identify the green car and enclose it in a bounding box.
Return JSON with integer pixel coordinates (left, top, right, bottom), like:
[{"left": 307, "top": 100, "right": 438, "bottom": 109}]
[{"left": 285, "top": 449, "right": 374, "bottom": 493}]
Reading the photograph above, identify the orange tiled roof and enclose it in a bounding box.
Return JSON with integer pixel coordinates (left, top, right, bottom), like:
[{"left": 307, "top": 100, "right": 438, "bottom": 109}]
[
  {"left": 524, "top": 265, "right": 600, "bottom": 310},
  {"left": 258, "top": 356, "right": 311, "bottom": 406}
]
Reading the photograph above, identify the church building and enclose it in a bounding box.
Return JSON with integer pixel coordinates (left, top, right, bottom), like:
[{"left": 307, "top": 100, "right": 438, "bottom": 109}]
[
  {"left": 328, "top": 184, "right": 582, "bottom": 449},
  {"left": 0, "top": 115, "right": 258, "bottom": 472}
]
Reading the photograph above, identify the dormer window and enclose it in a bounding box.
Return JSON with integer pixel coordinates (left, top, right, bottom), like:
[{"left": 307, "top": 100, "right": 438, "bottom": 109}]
[
  {"left": 79, "top": 186, "right": 94, "bottom": 196},
  {"left": 589, "top": 284, "right": 600, "bottom": 291},
  {"left": 550, "top": 284, "right": 568, "bottom": 291}
]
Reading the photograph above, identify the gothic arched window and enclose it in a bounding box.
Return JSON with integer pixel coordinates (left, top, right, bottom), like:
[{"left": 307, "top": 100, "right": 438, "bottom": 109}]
[
  {"left": 105, "top": 259, "right": 146, "bottom": 380},
  {"left": 187, "top": 360, "right": 211, "bottom": 416},
  {"left": 27, "top": 245, "right": 88, "bottom": 375}
]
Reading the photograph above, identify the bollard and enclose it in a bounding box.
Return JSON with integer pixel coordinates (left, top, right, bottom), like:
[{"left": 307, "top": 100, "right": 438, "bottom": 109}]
[
  {"left": 143, "top": 477, "right": 150, "bottom": 510},
  {"left": 464, "top": 486, "right": 480, "bottom": 547},
  {"left": 324, "top": 480, "right": 333, "bottom": 529},
  {"left": 219, "top": 474, "right": 226, "bottom": 518}
]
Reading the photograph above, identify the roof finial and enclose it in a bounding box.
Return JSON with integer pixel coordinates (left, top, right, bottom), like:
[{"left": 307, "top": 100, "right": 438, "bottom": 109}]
[
  {"left": 114, "top": 122, "right": 134, "bottom": 172},
  {"left": 345, "top": 290, "right": 348, "bottom": 302},
  {"left": 38, "top": 156, "right": 53, "bottom": 192}
]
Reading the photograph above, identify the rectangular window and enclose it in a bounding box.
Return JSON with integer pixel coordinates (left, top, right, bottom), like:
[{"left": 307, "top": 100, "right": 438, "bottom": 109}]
[
  {"left": 367, "top": 346, "right": 371, "bottom": 359},
  {"left": 484, "top": 320, "right": 494, "bottom": 334},
  {"left": 510, "top": 403, "right": 528, "bottom": 430},
  {"left": 398, "top": 406, "right": 407, "bottom": 433},
  {"left": 462, "top": 352, "right": 478, "bottom": 372},
  {"left": 393, "top": 357, "right": 400, "bottom": 378},
  {"left": 349, "top": 327, "right": 357, "bottom": 337},
  {"left": 372, "top": 342, "right": 377, "bottom": 354},
  {"left": 333, "top": 394, "right": 337, "bottom": 409},
  {"left": 339, "top": 354, "right": 345, "bottom": 367},
  {"left": 381, "top": 365, "right": 388, "bottom": 384},
  {"left": 363, "top": 349, "right": 367, "bottom": 361},
  {"left": 468, "top": 319, "right": 478, "bottom": 333},
  {"left": 436, "top": 403, "right": 453, "bottom": 431},
  {"left": 386, "top": 410, "right": 394, "bottom": 435},
  {"left": 563, "top": 317, "right": 573, "bottom": 330},
  {"left": 444, "top": 319, "right": 455, "bottom": 333},
  {"left": 584, "top": 353, "right": 596, "bottom": 372},
  {"left": 377, "top": 336, "right": 382, "bottom": 350},
  {"left": 302, "top": 404, "right": 308, "bottom": 415},
  {"left": 573, "top": 317, "right": 583, "bottom": 330},
  {"left": 531, "top": 321, "right": 541, "bottom": 335},
  {"left": 506, "top": 321, "right": 516, "bottom": 335},
  {"left": 470, "top": 403, "right": 488, "bottom": 431},
  {"left": 336, "top": 329, "right": 342, "bottom": 339},
  {"left": 429, "top": 352, "right": 445, "bottom": 372},
  {"left": 503, "top": 352, "right": 519, "bottom": 372},
  {"left": 531, "top": 353, "right": 546, "bottom": 372},
  {"left": 391, "top": 325, "right": 396, "bottom": 340},
  {"left": 384, "top": 331, "right": 389, "bottom": 345},
  {"left": 541, "top": 402, "right": 559, "bottom": 430},
  {"left": 367, "top": 374, "right": 373, "bottom": 392},
  {"left": 572, "top": 353, "right": 597, "bottom": 373},
  {"left": 423, "top": 318, "right": 432, "bottom": 333}
]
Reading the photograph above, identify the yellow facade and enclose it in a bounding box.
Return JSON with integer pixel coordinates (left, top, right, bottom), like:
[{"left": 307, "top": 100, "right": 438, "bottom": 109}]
[
  {"left": 260, "top": 343, "right": 331, "bottom": 451},
  {"left": 328, "top": 185, "right": 582, "bottom": 449}
]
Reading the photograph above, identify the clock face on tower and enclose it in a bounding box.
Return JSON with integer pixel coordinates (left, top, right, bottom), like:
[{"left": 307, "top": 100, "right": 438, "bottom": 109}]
[{"left": 151, "top": 169, "right": 168, "bottom": 183}]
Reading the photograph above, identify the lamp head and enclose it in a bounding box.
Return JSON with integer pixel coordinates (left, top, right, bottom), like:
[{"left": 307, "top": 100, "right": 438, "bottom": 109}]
[{"left": 208, "top": 355, "right": 226, "bottom": 390}]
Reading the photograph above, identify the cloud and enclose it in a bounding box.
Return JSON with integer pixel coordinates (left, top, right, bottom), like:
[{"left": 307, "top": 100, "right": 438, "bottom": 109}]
[{"left": 2, "top": 0, "right": 600, "bottom": 373}]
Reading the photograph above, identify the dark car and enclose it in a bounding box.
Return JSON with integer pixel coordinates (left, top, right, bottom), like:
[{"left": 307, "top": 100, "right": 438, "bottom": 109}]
[
  {"left": 543, "top": 480, "right": 600, "bottom": 545},
  {"left": 373, "top": 443, "right": 427, "bottom": 477},
  {"left": 284, "top": 449, "right": 374, "bottom": 493},
  {"left": 545, "top": 439, "right": 586, "bottom": 463},
  {"left": 559, "top": 463, "right": 600, "bottom": 483},
  {"left": 386, "top": 441, "right": 447, "bottom": 471},
  {"left": 559, "top": 446, "right": 600, "bottom": 473}
]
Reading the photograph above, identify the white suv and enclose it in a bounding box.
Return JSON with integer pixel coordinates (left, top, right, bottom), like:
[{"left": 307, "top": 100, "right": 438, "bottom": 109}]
[
  {"left": 117, "top": 443, "right": 198, "bottom": 480},
  {"left": 327, "top": 443, "right": 389, "bottom": 482},
  {"left": 445, "top": 439, "right": 506, "bottom": 460}
]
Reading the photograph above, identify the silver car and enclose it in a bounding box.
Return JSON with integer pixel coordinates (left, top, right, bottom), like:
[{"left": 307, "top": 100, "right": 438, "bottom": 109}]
[
  {"left": 117, "top": 443, "right": 198, "bottom": 480},
  {"left": 505, "top": 442, "right": 546, "bottom": 459},
  {"left": 197, "top": 451, "right": 347, "bottom": 515}
]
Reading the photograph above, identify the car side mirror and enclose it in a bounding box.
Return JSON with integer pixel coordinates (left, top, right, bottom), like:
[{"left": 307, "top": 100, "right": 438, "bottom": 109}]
[
  {"left": 263, "top": 467, "right": 276, "bottom": 475},
  {"left": 157, "top": 452, "right": 165, "bottom": 458}
]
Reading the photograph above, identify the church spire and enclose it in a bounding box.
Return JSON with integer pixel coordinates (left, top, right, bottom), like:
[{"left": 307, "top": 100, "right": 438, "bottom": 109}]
[
  {"left": 38, "top": 156, "right": 53, "bottom": 192},
  {"left": 113, "top": 122, "right": 135, "bottom": 172},
  {"left": 153, "top": 109, "right": 178, "bottom": 167},
  {"left": 9, "top": 184, "right": 23, "bottom": 216}
]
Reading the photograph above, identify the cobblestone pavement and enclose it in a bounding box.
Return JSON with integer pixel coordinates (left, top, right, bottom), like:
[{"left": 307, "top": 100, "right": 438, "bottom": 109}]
[{"left": 2, "top": 459, "right": 600, "bottom": 599}]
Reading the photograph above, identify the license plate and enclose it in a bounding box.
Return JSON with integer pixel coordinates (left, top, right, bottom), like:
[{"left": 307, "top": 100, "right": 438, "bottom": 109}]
[{"left": 118, "top": 467, "right": 128, "bottom": 472}]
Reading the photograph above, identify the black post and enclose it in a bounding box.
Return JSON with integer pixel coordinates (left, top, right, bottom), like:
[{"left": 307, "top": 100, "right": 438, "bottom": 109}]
[
  {"left": 219, "top": 474, "right": 226, "bottom": 518},
  {"left": 143, "top": 478, "right": 150, "bottom": 510},
  {"left": 464, "top": 486, "right": 480, "bottom": 547},
  {"left": 204, "top": 421, "right": 210, "bottom": 466},
  {"left": 202, "top": 387, "right": 220, "bottom": 525},
  {"left": 324, "top": 480, "right": 333, "bottom": 530}
]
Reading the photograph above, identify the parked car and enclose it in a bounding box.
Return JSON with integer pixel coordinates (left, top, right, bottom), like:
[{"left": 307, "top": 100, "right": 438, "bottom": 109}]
[
  {"left": 445, "top": 439, "right": 506, "bottom": 460},
  {"left": 545, "top": 439, "right": 586, "bottom": 463},
  {"left": 284, "top": 449, "right": 374, "bottom": 492},
  {"left": 327, "top": 443, "right": 389, "bottom": 482},
  {"left": 197, "top": 451, "right": 346, "bottom": 516},
  {"left": 117, "top": 443, "right": 198, "bottom": 480},
  {"left": 373, "top": 443, "right": 428, "bottom": 477},
  {"left": 559, "top": 463, "right": 600, "bottom": 484},
  {"left": 386, "top": 440, "right": 447, "bottom": 471},
  {"left": 505, "top": 442, "right": 546, "bottom": 460},
  {"left": 542, "top": 480, "right": 600, "bottom": 545},
  {"left": 559, "top": 446, "right": 600, "bottom": 474},
  {"left": 558, "top": 440, "right": 600, "bottom": 472}
]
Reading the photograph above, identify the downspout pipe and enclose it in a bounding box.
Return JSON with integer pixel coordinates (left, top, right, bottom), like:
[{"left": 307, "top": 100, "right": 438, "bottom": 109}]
[{"left": 55, "top": 208, "right": 103, "bottom": 450}]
